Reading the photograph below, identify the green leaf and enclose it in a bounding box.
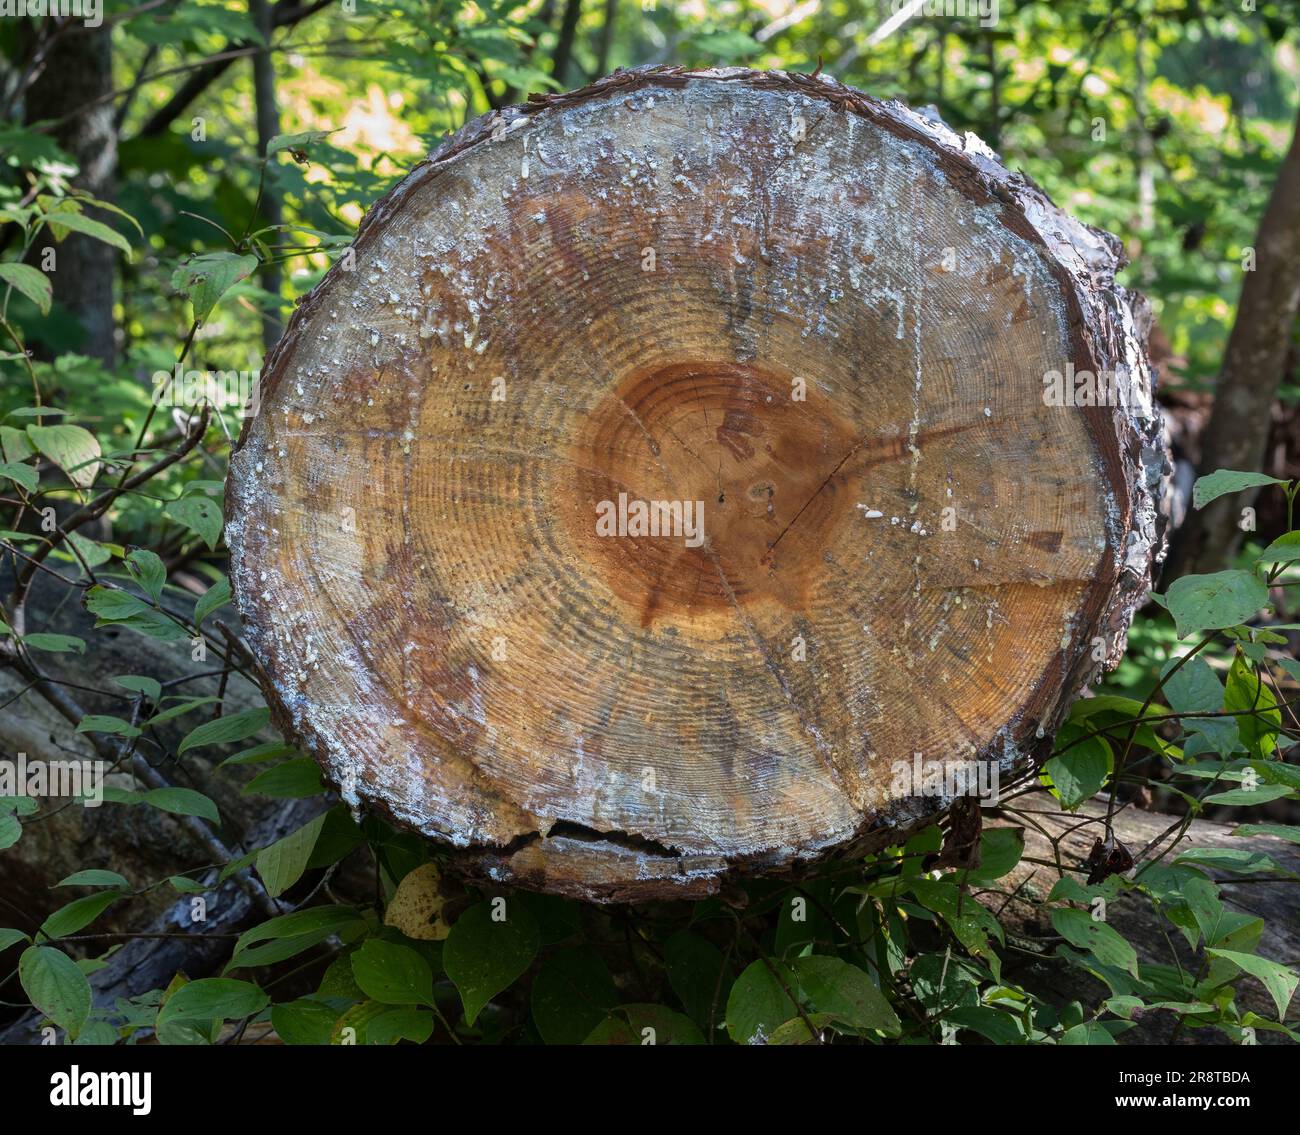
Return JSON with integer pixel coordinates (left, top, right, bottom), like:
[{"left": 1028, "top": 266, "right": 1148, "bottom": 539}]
[
  {"left": 55, "top": 869, "right": 129, "bottom": 889},
  {"left": 584, "top": 1004, "right": 705, "bottom": 1045},
  {"left": 531, "top": 945, "right": 618, "bottom": 1044},
  {"left": 126, "top": 548, "right": 167, "bottom": 603},
  {"left": 42, "top": 208, "right": 133, "bottom": 257},
  {"left": 0, "top": 460, "right": 38, "bottom": 492},
  {"left": 0, "top": 928, "right": 31, "bottom": 951},
  {"left": 4, "top": 406, "right": 68, "bottom": 419},
  {"left": 367, "top": 1007, "right": 434, "bottom": 1045},
  {"left": 1051, "top": 907, "right": 1138, "bottom": 976},
  {"left": 1206, "top": 950, "right": 1299, "bottom": 1021},
  {"left": 0, "top": 795, "right": 38, "bottom": 816},
  {"left": 444, "top": 900, "right": 540, "bottom": 1026},
  {"left": 1257, "top": 531, "right": 1300, "bottom": 565},
  {"left": 226, "top": 920, "right": 360, "bottom": 973},
  {"left": 96, "top": 609, "right": 188, "bottom": 641},
  {"left": 194, "top": 577, "right": 231, "bottom": 627},
  {"left": 164, "top": 495, "right": 223, "bottom": 551},
  {"left": 241, "top": 758, "right": 323, "bottom": 798},
  {"left": 142, "top": 787, "right": 220, "bottom": 824},
  {"left": 964, "top": 827, "right": 1025, "bottom": 883},
  {"left": 271, "top": 999, "right": 338, "bottom": 1045},
  {"left": 1164, "top": 570, "right": 1268, "bottom": 638},
  {"left": 71, "top": 1019, "right": 120, "bottom": 1045},
  {"left": 62, "top": 531, "right": 112, "bottom": 570},
  {"left": 1179, "top": 875, "right": 1230, "bottom": 947},
  {"left": 0, "top": 424, "right": 35, "bottom": 463},
  {"left": 76, "top": 714, "right": 141, "bottom": 738},
  {"left": 19, "top": 946, "right": 91, "bottom": 1037},
  {"left": 231, "top": 905, "right": 363, "bottom": 962},
  {"left": 256, "top": 812, "right": 326, "bottom": 897},
  {"left": 726, "top": 959, "right": 799, "bottom": 1045},
  {"left": 26, "top": 423, "right": 100, "bottom": 488},
  {"left": 1232, "top": 823, "right": 1300, "bottom": 844},
  {"left": 305, "top": 805, "right": 364, "bottom": 869},
  {"left": 158, "top": 977, "right": 268, "bottom": 1025},
  {"left": 1163, "top": 655, "right": 1238, "bottom": 756},
  {"left": 1192, "top": 469, "right": 1287, "bottom": 509},
  {"left": 265, "top": 129, "right": 339, "bottom": 157},
  {"left": 171, "top": 252, "right": 259, "bottom": 323},
  {"left": 792, "top": 956, "right": 900, "bottom": 1034},
  {"left": 351, "top": 939, "right": 435, "bottom": 1006},
  {"left": 1225, "top": 655, "right": 1280, "bottom": 759},
  {"left": 1042, "top": 726, "right": 1112, "bottom": 809},
  {"left": 177, "top": 707, "right": 269, "bottom": 754},
  {"left": 40, "top": 892, "right": 121, "bottom": 939},
  {"left": 317, "top": 953, "right": 365, "bottom": 1001},
  {"left": 21, "top": 633, "right": 85, "bottom": 654},
  {"left": 217, "top": 742, "right": 296, "bottom": 769},
  {"left": 219, "top": 848, "right": 257, "bottom": 883},
  {"left": 112, "top": 675, "right": 162, "bottom": 702},
  {"left": 1203, "top": 784, "right": 1293, "bottom": 806},
  {"left": 84, "top": 586, "right": 152, "bottom": 620},
  {"left": 146, "top": 696, "right": 219, "bottom": 725},
  {"left": 1060, "top": 1021, "right": 1118, "bottom": 1044},
  {"left": 0, "top": 262, "right": 52, "bottom": 314},
  {"left": 946, "top": 1004, "right": 1026, "bottom": 1044},
  {"left": 908, "top": 877, "right": 1005, "bottom": 972},
  {"left": 0, "top": 811, "right": 21, "bottom": 850},
  {"left": 1174, "top": 847, "right": 1291, "bottom": 876}
]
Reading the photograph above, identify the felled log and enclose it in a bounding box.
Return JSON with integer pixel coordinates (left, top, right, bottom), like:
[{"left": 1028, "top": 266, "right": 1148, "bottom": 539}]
[
  {"left": 226, "top": 66, "right": 1168, "bottom": 902},
  {"left": 0, "top": 571, "right": 297, "bottom": 933}
]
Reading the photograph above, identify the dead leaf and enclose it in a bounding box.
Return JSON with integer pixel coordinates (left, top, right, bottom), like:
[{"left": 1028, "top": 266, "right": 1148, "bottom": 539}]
[{"left": 384, "top": 862, "right": 457, "bottom": 940}]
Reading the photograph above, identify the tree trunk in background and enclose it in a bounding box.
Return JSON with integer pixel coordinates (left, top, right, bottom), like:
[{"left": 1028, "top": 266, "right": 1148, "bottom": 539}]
[
  {"left": 1164, "top": 106, "right": 1300, "bottom": 580},
  {"left": 552, "top": 0, "right": 582, "bottom": 87},
  {"left": 26, "top": 25, "right": 117, "bottom": 366},
  {"left": 251, "top": 0, "right": 284, "bottom": 352},
  {"left": 595, "top": 0, "right": 616, "bottom": 77}
]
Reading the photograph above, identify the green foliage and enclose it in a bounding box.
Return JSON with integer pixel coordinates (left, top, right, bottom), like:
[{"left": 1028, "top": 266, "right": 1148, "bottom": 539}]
[
  {"left": 444, "top": 900, "right": 541, "bottom": 1027},
  {"left": 0, "top": 0, "right": 1297, "bottom": 1050}
]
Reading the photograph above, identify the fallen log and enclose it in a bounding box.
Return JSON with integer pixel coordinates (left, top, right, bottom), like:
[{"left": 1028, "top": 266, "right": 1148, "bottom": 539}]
[
  {"left": 986, "top": 792, "right": 1300, "bottom": 1044},
  {"left": 226, "top": 66, "right": 1168, "bottom": 902}
]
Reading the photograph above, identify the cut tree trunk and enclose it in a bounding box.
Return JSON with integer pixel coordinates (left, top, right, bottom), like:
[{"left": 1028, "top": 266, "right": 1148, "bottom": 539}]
[{"left": 226, "top": 67, "right": 1168, "bottom": 902}]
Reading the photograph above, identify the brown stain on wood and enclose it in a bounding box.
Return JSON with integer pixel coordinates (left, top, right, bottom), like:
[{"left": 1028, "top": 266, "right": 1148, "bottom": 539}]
[{"left": 566, "top": 360, "right": 859, "bottom": 627}]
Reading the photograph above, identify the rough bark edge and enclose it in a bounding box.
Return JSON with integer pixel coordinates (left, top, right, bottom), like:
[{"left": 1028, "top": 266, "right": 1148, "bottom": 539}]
[{"left": 227, "top": 66, "right": 1170, "bottom": 903}]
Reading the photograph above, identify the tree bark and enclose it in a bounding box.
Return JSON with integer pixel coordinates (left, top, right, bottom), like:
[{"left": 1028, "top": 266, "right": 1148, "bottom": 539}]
[
  {"left": 1164, "top": 104, "right": 1300, "bottom": 580},
  {"left": 251, "top": 0, "right": 284, "bottom": 352},
  {"left": 26, "top": 25, "right": 117, "bottom": 366},
  {"left": 225, "top": 67, "right": 1168, "bottom": 902}
]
